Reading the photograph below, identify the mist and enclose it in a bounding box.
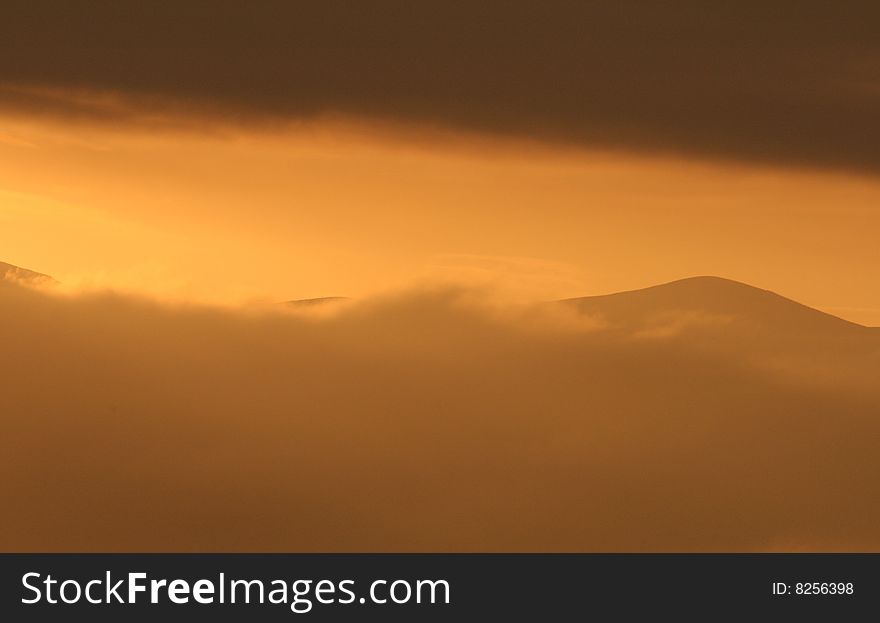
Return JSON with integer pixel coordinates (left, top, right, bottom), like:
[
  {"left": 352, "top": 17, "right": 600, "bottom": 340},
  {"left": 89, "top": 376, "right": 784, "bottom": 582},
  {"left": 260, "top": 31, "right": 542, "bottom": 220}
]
[{"left": 1, "top": 279, "right": 879, "bottom": 551}]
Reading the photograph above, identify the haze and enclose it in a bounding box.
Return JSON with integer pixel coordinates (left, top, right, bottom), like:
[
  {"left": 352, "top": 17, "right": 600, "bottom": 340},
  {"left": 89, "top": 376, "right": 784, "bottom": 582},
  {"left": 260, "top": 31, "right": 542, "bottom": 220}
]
[
  {"left": 2, "top": 275, "right": 879, "bottom": 551},
  {"left": 1, "top": 2, "right": 878, "bottom": 552}
]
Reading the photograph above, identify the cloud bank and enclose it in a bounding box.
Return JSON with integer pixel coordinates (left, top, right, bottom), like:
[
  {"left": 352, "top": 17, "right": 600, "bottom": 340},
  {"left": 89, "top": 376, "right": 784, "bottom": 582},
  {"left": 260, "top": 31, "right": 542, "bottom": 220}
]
[{"left": 1, "top": 279, "right": 879, "bottom": 551}]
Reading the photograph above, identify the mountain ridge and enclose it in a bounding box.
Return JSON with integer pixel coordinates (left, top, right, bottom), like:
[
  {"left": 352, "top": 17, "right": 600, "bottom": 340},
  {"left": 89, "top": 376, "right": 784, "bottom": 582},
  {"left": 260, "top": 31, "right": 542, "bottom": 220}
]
[
  {"left": 562, "top": 275, "right": 876, "bottom": 332},
  {"left": 2, "top": 260, "right": 875, "bottom": 330}
]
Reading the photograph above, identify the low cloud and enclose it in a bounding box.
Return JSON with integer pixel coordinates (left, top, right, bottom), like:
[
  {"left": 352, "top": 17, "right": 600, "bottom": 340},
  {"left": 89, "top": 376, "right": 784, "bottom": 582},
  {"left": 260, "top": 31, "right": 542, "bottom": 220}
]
[{"left": 1, "top": 280, "right": 879, "bottom": 551}]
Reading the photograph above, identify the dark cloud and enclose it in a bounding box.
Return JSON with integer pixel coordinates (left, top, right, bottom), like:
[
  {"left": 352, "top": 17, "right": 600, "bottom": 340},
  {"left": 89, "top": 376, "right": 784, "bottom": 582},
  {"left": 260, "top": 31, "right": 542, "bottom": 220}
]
[{"left": 1, "top": 1, "right": 879, "bottom": 171}]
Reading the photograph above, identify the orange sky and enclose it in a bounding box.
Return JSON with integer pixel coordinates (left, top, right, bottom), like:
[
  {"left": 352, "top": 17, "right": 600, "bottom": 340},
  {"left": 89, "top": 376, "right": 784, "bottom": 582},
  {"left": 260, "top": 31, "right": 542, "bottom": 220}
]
[
  {"left": 5, "top": 2, "right": 880, "bottom": 556},
  {"left": 1, "top": 112, "right": 879, "bottom": 325}
]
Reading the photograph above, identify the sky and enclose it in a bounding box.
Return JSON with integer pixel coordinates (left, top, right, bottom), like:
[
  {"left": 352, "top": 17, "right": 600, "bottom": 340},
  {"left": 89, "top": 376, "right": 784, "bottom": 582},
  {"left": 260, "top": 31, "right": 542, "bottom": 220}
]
[
  {"left": 2, "top": 2, "right": 880, "bottom": 553},
  {"left": 2, "top": 111, "right": 880, "bottom": 323},
  {"left": 1, "top": 2, "right": 879, "bottom": 321}
]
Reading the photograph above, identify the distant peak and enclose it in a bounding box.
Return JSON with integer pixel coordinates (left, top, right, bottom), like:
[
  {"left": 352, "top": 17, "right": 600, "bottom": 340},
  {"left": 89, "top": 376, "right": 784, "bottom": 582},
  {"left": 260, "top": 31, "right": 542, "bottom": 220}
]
[
  {"left": 563, "top": 275, "right": 869, "bottom": 333},
  {"left": 0, "top": 261, "right": 57, "bottom": 286},
  {"left": 564, "top": 275, "right": 770, "bottom": 302},
  {"left": 634, "top": 275, "right": 767, "bottom": 292},
  {"left": 283, "top": 296, "right": 350, "bottom": 307},
  {"left": 665, "top": 275, "right": 745, "bottom": 285}
]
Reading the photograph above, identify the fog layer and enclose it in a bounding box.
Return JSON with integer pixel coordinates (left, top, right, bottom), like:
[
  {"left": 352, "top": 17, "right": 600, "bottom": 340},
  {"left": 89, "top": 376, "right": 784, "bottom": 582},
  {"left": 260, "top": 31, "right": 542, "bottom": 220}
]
[{"left": 2, "top": 278, "right": 878, "bottom": 551}]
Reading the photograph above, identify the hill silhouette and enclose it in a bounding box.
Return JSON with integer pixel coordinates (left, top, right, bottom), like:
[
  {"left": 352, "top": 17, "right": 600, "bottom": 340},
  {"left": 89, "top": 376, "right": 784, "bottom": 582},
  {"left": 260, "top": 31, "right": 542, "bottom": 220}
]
[
  {"left": 284, "top": 296, "right": 350, "bottom": 308},
  {"left": 0, "top": 261, "right": 56, "bottom": 286},
  {"left": 562, "top": 277, "right": 879, "bottom": 389},
  {"left": 563, "top": 276, "right": 873, "bottom": 334}
]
